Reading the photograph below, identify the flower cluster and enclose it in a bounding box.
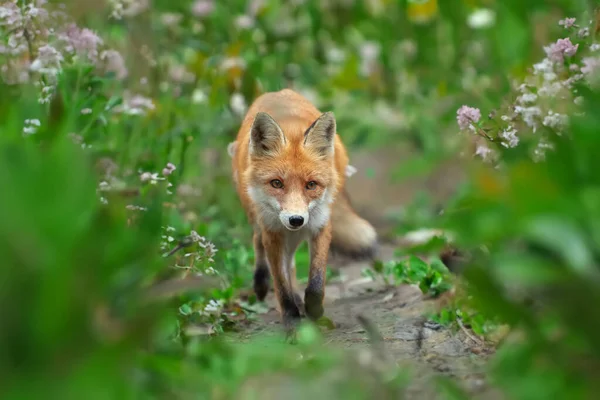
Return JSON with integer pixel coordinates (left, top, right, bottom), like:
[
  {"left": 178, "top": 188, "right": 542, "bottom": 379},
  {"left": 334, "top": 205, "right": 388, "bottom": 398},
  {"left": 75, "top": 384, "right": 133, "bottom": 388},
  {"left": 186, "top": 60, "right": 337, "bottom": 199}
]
[
  {"left": 456, "top": 15, "right": 600, "bottom": 164},
  {"left": 164, "top": 228, "right": 219, "bottom": 273},
  {"left": 0, "top": 0, "right": 127, "bottom": 103}
]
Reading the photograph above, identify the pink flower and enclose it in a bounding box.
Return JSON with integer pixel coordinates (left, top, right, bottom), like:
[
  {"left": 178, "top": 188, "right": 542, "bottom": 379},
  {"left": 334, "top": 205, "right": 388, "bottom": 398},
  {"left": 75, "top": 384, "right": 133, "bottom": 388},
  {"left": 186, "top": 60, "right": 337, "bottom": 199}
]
[
  {"left": 191, "top": 0, "right": 214, "bottom": 17},
  {"left": 581, "top": 57, "right": 600, "bottom": 75},
  {"left": 64, "top": 24, "right": 103, "bottom": 62},
  {"left": 100, "top": 50, "right": 128, "bottom": 79},
  {"left": 30, "top": 44, "right": 63, "bottom": 76},
  {"left": 544, "top": 38, "right": 579, "bottom": 63},
  {"left": 558, "top": 18, "right": 576, "bottom": 29},
  {"left": 162, "top": 162, "right": 176, "bottom": 176},
  {"left": 456, "top": 105, "right": 481, "bottom": 131}
]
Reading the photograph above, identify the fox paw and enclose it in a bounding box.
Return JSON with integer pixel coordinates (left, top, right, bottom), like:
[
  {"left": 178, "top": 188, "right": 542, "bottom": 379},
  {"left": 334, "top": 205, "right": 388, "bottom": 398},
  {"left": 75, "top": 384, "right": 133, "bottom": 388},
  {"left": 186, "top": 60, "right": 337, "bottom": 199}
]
[{"left": 304, "top": 290, "right": 324, "bottom": 321}]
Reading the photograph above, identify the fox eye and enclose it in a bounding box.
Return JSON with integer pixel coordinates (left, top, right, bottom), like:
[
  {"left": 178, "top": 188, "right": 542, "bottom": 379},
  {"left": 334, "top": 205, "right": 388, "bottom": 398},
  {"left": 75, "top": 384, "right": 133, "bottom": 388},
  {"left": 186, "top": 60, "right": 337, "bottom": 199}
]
[
  {"left": 306, "top": 181, "right": 317, "bottom": 190},
  {"left": 270, "top": 179, "right": 284, "bottom": 189}
]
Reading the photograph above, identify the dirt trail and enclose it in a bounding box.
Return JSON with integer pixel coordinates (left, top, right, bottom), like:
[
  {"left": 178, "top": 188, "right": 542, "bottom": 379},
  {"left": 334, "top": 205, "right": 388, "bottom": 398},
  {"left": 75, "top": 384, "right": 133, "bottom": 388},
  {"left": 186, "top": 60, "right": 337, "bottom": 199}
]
[
  {"left": 231, "top": 244, "right": 500, "bottom": 399},
  {"left": 227, "top": 149, "right": 500, "bottom": 398}
]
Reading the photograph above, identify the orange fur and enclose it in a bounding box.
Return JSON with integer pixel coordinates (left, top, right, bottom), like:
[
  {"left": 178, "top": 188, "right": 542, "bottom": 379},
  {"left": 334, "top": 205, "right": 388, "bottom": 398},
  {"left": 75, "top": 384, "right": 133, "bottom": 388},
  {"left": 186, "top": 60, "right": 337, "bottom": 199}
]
[{"left": 230, "top": 89, "right": 377, "bottom": 334}]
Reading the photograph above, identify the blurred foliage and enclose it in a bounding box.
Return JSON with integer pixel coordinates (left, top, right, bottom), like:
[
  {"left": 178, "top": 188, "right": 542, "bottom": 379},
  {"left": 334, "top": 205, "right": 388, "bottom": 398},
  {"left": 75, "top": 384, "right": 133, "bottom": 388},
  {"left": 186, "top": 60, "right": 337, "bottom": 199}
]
[{"left": 2, "top": 0, "right": 600, "bottom": 399}]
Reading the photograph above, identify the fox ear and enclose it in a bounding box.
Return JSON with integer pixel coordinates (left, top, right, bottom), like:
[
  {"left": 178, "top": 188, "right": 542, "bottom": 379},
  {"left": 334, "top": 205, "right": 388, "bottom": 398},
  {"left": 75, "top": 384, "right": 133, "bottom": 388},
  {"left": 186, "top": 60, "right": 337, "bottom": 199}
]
[
  {"left": 249, "top": 112, "right": 286, "bottom": 157},
  {"left": 303, "top": 112, "right": 336, "bottom": 157}
]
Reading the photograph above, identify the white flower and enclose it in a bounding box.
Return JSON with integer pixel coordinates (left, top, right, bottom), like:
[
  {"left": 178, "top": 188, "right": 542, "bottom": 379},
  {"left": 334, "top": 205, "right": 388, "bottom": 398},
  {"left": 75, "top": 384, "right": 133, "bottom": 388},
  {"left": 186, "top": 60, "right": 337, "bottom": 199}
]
[
  {"left": 517, "top": 93, "right": 537, "bottom": 104},
  {"left": 542, "top": 110, "right": 568, "bottom": 131},
  {"left": 230, "top": 93, "right": 247, "bottom": 116},
  {"left": 467, "top": 8, "right": 495, "bottom": 29},
  {"left": 235, "top": 15, "right": 254, "bottom": 29},
  {"left": 514, "top": 105, "right": 542, "bottom": 132},
  {"left": 22, "top": 119, "right": 41, "bottom": 136},
  {"left": 192, "top": 89, "right": 207, "bottom": 104},
  {"left": 475, "top": 144, "right": 493, "bottom": 160},
  {"left": 500, "top": 126, "right": 519, "bottom": 148}
]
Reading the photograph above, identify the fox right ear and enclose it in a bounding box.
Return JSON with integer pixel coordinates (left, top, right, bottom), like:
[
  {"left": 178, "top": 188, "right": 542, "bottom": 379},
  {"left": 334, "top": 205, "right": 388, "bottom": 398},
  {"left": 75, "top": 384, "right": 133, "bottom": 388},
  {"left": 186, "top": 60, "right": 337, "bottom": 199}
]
[{"left": 249, "top": 112, "right": 286, "bottom": 157}]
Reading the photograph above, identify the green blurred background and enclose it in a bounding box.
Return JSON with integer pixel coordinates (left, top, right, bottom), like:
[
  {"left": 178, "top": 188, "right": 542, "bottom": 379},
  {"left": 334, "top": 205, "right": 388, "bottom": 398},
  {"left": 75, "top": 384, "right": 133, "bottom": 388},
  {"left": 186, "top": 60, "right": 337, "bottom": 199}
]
[{"left": 2, "top": 0, "right": 600, "bottom": 399}]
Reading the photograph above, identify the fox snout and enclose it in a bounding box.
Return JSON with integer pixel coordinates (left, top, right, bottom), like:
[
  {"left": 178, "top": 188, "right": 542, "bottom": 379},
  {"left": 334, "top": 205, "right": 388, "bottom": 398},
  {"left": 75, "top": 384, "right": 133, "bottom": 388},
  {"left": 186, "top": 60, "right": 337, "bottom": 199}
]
[{"left": 279, "top": 210, "right": 309, "bottom": 231}]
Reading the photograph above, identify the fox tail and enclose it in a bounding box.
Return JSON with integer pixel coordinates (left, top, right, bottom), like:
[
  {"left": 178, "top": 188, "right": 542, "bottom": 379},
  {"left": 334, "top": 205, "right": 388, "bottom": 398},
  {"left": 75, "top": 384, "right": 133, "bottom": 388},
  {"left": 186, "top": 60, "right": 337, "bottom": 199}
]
[{"left": 329, "top": 188, "right": 378, "bottom": 261}]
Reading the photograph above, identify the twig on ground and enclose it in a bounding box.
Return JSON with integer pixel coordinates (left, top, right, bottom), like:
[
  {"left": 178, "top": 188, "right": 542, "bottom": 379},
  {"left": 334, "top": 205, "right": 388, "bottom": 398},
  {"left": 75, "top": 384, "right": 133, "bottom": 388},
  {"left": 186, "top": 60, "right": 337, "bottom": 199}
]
[{"left": 457, "top": 317, "right": 484, "bottom": 346}]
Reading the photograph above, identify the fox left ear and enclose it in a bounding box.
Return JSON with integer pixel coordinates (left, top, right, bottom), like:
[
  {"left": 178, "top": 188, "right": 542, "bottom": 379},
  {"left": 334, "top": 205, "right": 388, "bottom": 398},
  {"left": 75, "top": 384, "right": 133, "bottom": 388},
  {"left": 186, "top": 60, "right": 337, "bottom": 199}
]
[{"left": 303, "top": 111, "right": 336, "bottom": 157}]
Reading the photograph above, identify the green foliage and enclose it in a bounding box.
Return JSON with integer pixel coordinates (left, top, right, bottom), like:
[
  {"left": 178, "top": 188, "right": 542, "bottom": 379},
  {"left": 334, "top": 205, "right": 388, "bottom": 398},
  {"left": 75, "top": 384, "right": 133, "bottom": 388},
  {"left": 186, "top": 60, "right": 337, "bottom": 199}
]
[
  {"left": 2, "top": 0, "right": 600, "bottom": 398},
  {"left": 365, "top": 254, "right": 453, "bottom": 297}
]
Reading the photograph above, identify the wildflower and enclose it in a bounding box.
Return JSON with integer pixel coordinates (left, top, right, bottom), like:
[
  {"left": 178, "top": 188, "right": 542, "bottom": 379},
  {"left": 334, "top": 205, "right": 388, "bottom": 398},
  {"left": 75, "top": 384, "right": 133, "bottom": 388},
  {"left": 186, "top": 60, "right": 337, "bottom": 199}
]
[
  {"left": 578, "top": 27, "right": 590, "bottom": 38},
  {"left": 517, "top": 93, "right": 537, "bottom": 104},
  {"left": 100, "top": 50, "right": 128, "bottom": 79},
  {"left": 538, "top": 81, "right": 563, "bottom": 97},
  {"left": 345, "top": 164, "right": 358, "bottom": 178},
  {"left": 542, "top": 111, "right": 568, "bottom": 131},
  {"left": 190, "top": 230, "right": 203, "bottom": 243},
  {"left": 160, "top": 12, "right": 183, "bottom": 27},
  {"left": 63, "top": 24, "right": 103, "bottom": 62},
  {"left": 162, "top": 162, "right": 176, "bottom": 176},
  {"left": 500, "top": 126, "right": 519, "bottom": 148},
  {"left": 230, "top": 93, "right": 247, "bottom": 117},
  {"left": 109, "top": 0, "right": 149, "bottom": 19},
  {"left": 39, "top": 84, "right": 53, "bottom": 104},
  {"left": 30, "top": 45, "right": 63, "bottom": 77},
  {"left": 191, "top": 0, "right": 214, "bottom": 17},
  {"left": 532, "top": 138, "right": 554, "bottom": 162},
  {"left": 114, "top": 93, "right": 154, "bottom": 115},
  {"left": 359, "top": 41, "right": 380, "bottom": 76},
  {"left": 191, "top": 89, "right": 207, "bottom": 104},
  {"left": 558, "top": 18, "right": 576, "bottom": 29},
  {"left": 467, "top": 8, "right": 495, "bottom": 29},
  {"left": 581, "top": 57, "right": 600, "bottom": 75},
  {"left": 81, "top": 108, "right": 92, "bottom": 114},
  {"left": 204, "top": 267, "right": 217, "bottom": 275},
  {"left": 168, "top": 64, "right": 195, "bottom": 83},
  {"left": 533, "top": 58, "right": 557, "bottom": 81},
  {"left": 475, "top": 143, "right": 493, "bottom": 161},
  {"left": 204, "top": 299, "right": 223, "bottom": 313},
  {"left": 514, "top": 105, "right": 542, "bottom": 132},
  {"left": 140, "top": 172, "right": 163, "bottom": 184},
  {"left": 235, "top": 15, "right": 254, "bottom": 29},
  {"left": 98, "top": 181, "right": 111, "bottom": 191},
  {"left": 22, "top": 119, "right": 41, "bottom": 136},
  {"left": 456, "top": 105, "right": 481, "bottom": 131},
  {"left": 220, "top": 57, "right": 246, "bottom": 71},
  {"left": 126, "top": 204, "right": 148, "bottom": 211},
  {"left": 544, "top": 38, "right": 579, "bottom": 63},
  {"left": 249, "top": 0, "right": 265, "bottom": 16},
  {"left": 591, "top": 43, "right": 600, "bottom": 52}
]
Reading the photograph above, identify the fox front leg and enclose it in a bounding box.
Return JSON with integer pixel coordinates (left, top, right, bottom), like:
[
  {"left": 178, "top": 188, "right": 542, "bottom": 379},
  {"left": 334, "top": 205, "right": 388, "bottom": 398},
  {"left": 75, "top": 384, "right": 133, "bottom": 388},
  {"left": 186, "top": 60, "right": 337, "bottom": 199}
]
[
  {"left": 304, "top": 223, "right": 332, "bottom": 321},
  {"left": 252, "top": 230, "right": 270, "bottom": 301},
  {"left": 262, "top": 230, "right": 302, "bottom": 334}
]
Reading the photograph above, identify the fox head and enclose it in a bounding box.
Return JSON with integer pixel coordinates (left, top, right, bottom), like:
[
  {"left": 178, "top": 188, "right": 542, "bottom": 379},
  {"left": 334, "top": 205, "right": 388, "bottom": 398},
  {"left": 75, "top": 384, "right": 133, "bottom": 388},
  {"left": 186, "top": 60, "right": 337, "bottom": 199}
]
[{"left": 245, "top": 111, "right": 339, "bottom": 232}]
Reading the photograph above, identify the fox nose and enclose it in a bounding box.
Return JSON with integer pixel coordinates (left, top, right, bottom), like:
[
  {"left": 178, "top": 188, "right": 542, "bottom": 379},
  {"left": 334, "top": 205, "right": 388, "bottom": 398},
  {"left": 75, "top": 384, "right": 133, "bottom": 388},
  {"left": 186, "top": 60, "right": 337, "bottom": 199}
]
[{"left": 289, "top": 215, "right": 305, "bottom": 227}]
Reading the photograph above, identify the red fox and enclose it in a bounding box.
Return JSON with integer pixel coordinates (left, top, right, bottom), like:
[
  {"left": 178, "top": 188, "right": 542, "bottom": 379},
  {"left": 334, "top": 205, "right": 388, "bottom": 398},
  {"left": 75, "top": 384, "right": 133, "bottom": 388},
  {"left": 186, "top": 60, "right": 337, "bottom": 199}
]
[{"left": 230, "top": 89, "right": 377, "bottom": 334}]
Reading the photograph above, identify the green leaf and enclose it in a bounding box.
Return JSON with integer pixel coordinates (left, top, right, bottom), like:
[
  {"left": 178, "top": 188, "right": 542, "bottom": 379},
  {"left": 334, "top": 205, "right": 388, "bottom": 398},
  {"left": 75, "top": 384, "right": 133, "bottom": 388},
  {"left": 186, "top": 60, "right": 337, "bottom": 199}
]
[
  {"left": 522, "top": 216, "right": 593, "bottom": 275},
  {"left": 179, "top": 303, "right": 193, "bottom": 316}
]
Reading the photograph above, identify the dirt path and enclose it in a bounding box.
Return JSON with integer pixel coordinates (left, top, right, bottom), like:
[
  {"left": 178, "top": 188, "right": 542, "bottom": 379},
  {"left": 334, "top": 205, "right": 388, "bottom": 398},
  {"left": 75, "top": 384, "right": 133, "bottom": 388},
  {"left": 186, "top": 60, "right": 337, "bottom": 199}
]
[
  {"left": 222, "top": 149, "right": 501, "bottom": 398},
  {"left": 229, "top": 244, "right": 501, "bottom": 399}
]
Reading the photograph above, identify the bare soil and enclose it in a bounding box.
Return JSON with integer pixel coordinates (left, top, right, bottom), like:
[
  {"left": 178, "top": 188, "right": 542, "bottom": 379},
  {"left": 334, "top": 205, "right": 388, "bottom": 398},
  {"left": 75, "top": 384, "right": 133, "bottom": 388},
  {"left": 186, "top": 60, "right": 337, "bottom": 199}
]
[{"left": 224, "top": 149, "right": 503, "bottom": 399}]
